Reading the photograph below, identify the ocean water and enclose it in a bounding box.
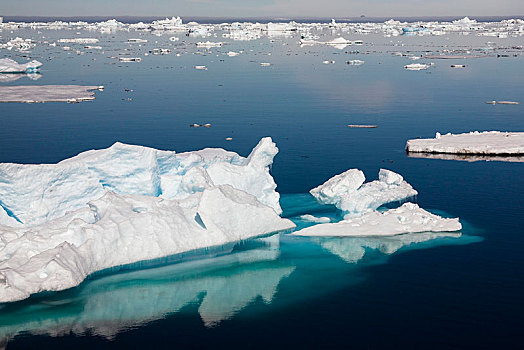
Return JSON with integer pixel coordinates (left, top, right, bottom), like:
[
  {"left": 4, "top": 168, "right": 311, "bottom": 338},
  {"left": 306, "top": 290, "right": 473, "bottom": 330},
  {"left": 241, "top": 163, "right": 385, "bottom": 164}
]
[{"left": 1, "top": 25, "right": 524, "bottom": 348}]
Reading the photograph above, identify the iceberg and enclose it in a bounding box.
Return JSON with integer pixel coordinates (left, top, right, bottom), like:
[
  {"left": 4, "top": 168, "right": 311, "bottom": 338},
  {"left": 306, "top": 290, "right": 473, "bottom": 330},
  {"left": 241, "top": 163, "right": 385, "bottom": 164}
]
[
  {"left": 310, "top": 169, "right": 417, "bottom": 214},
  {"left": 0, "top": 139, "right": 294, "bottom": 302},
  {"left": 0, "top": 85, "right": 103, "bottom": 104},
  {"left": 0, "top": 58, "right": 42, "bottom": 73},
  {"left": 406, "top": 131, "right": 524, "bottom": 156},
  {"left": 292, "top": 203, "right": 461, "bottom": 237}
]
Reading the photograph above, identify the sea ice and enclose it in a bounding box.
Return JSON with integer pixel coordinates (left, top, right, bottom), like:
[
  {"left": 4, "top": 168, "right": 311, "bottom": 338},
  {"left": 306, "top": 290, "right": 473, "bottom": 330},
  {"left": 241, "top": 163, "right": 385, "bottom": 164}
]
[
  {"left": 406, "top": 131, "right": 524, "bottom": 155},
  {"left": 0, "top": 138, "right": 294, "bottom": 302},
  {"left": 0, "top": 85, "right": 103, "bottom": 103},
  {"left": 310, "top": 169, "right": 417, "bottom": 214},
  {"left": 292, "top": 203, "right": 461, "bottom": 237},
  {"left": 0, "top": 58, "right": 42, "bottom": 73}
]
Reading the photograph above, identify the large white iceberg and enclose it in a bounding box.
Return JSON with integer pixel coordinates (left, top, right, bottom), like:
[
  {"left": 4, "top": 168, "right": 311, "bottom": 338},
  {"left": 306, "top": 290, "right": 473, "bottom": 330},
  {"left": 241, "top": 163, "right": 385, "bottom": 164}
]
[
  {"left": 0, "top": 58, "right": 42, "bottom": 73},
  {"left": 406, "top": 131, "right": 524, "bottom": 155},
  {"left": 292, "top": 203, "right": 461, "bottom": 237},
  {"left": 0, "top": 138, "right": 295, "bottom": 302},
  {"left": 310, "top": 168, "right": 417, "bottom": 214}
]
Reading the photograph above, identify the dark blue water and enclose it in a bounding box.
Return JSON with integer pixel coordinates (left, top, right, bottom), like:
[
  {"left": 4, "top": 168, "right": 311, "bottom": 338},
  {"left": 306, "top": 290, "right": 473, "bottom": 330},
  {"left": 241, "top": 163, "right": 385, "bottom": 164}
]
[{"left": 1, "top": 28, "right": 523, "bottom": 348}]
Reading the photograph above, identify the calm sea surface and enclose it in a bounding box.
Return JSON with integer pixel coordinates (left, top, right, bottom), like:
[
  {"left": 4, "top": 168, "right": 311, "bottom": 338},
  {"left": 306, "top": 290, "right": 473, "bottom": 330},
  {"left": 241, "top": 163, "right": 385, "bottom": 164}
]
[{"left": 0, "top": 24, "right": 523, "bottom": 348}]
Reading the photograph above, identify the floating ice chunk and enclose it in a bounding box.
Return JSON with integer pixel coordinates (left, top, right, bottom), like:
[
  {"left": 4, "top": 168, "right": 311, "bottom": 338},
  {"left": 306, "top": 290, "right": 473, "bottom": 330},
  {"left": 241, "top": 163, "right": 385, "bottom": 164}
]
[
  {"left": 292, "top": 203, "right": 461, "bottom": 237},
  {"left": 0, "top": 58, "right": 42, "bottom": 73},
  {"left": 406, "top": 131, "right": 524, "bottom": 155},
  {"left": 194, "top": 65, "right": 207, "bottom": 70},
  {"left": 299, "top": 215, "right": 331, "bottom": 223},
  {"left": 58, "top": 38, "right": 99, "bottom": 44},
  {"left": 0, "top": 188, "right": 295, "bottom": 302},
  {"left": 119, "top": 57, "right": 142, "bottom": 62},
  {"left": 310, "top": 169, "right": 365, "bottom": 206},
  {"left": 0, "top": 85, "right": 103, "bottom": 103},
  {"left": 346, "top": 60, "right": 365, "bottom": 65},
  {"left": 127, "top": 38, "right": 147, "bottom": 43},
  {"left": 310, "top": 169, "right": 416, "bottom": 214},
  {"left": 260, "top": 62, "right": 271, "bottom": 66},
  {"left": 227, "top": 51, "right": 240, "bottom": 56},
  {"left": 196, "top": 41, "right": 223, "bottom": 48},
  {"left": 404, "top": 63, "right": 430, "bottom": 70}
]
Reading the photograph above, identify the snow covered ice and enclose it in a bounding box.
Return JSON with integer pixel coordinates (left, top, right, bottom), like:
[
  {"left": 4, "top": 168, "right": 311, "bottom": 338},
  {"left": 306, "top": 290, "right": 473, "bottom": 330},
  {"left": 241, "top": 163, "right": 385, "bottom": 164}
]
[
  {"left": 0, "top": 85, "right": 103, "bottom": 103},
  {"left": 406, "top": 131, "right": 524, "bottom": 156},
  {"left": 0, "top": 138, "right": 295, "bottom": 302},
  {"left": 310, "top": 168, "right": 417, "bottom": 214},
  {"left": 293, "top": 203, "right": 461, "bottom": 237}
]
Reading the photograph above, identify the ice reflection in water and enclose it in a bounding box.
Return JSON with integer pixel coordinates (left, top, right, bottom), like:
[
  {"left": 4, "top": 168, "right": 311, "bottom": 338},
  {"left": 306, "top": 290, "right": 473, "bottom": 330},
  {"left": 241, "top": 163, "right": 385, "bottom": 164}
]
[{"left": 0, "top": 235, "right": 294, "bottom": 342}]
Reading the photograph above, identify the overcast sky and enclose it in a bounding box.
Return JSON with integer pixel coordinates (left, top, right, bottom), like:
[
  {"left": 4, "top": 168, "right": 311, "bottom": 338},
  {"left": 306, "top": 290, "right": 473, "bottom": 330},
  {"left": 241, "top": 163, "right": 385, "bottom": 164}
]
[{"left": 1, "top": 0, "right": 523, "bottom": 17}]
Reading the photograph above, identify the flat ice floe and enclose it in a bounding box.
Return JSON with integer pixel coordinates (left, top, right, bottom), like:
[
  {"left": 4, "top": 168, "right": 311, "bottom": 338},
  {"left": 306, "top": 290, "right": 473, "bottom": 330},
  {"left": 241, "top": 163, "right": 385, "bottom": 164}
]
[
  {"left": 292, "top": 203, "right": 461, "bottom": 237},
  {"left": 0, "top": 58, "right": 42, "bottom": 73},
  {"left": 310, "top": 168, "right": 417, "bottom": 214},
  {"left": 0, "top": 138, "right": 295, "bottom": 302},
  {"left": 0, "top": 85, "right": 103, "bottom": 103},
  {"left": 406, "top": 131, "right": 524, "bottom": 155}
]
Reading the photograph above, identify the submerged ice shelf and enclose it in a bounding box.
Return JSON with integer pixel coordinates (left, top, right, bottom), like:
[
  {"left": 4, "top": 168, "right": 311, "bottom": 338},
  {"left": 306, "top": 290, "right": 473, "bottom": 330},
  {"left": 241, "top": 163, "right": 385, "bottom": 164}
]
[
  {"left": 0, "top": 138, "right": 295, "bottom": 302},
  {"left": 293, "top": 203, "right": 461, "bottom": 237}
]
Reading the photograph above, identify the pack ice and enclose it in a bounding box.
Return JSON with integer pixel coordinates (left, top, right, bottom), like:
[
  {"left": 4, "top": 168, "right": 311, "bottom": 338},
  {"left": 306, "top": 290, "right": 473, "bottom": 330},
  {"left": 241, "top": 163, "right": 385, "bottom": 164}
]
[{"left": 0, "top": 138, "right": 295, "bottom": 302}]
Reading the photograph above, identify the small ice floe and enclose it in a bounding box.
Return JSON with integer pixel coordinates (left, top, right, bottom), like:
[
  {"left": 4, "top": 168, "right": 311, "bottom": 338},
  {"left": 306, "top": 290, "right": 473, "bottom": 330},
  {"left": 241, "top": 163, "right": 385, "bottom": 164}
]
[
  {"left": 347, "top": 124, "right": 377, "bottom": 128},
  {"left": 346, "top": 60, "right": 365, "bottom": 65},
  {"left": 190, "top": 123, "right": 211, "bottom": 128},
  {"left": 0, "top": 37, "right": 35, "bottom": 51},
  {"left": 84, "top": 45, "right": 102, "bottom": 50},
  {"left": 406, "top": 131, "right": 524, "bottom": 155},
  {"left": 292, "top": 203, "right": 461, "bottom": 237},
  {"left": 0, "top": 85, "right": 103, "bottom": 103},
  {"left": 299, "top": 215, "right": 331, "bottom": 223},
  {"left": 119, "top": 57, "right": 142, "bottom": 62},
  {"left": 260, "top": 62, "right": 271, "bottom": 66},
  {"left": 404, "top": 63, "right": 430, "bottom": 70},
  {"left": 149, "top": 48, "right": 170, "bottom": 55},
  {"left": 194, "top": 65, "right": 208, "bottom": 70},
  {"left": 225, "top": 137, "right": 233, "bottom": 141},
  {"left": 58, "top": 38, "right": 99, "bottom": 44},
  {"left": 322, "top": 60, "right": 336, "bottom": 64},
  {"left": 169, "top": 37, "right": 179, "bottom": 42},
  {"left": 127, "top": 38, "right": 147, "bottom": 43},
  {"left": 0, "top": 58, "right": 42, "bottom": 73},
  {"left": 196, "top": 41, "right": 223, "bottom": 48},
  {"left": 451, "top": 64, "right": 466, "bottom": 68},
  {"left": 495, "top": 101, "right": 520, "bottom": 105},
  {"left": 227, "top": 51, "right": 240, "bottom": 57}
]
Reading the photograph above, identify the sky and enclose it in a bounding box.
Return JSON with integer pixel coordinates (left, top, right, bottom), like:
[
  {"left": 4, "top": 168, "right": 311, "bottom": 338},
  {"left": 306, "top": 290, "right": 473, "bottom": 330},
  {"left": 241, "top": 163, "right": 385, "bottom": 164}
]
[{"left": 1, "top": 0, "right": 523, "bottom": 17}]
